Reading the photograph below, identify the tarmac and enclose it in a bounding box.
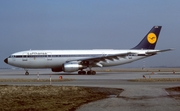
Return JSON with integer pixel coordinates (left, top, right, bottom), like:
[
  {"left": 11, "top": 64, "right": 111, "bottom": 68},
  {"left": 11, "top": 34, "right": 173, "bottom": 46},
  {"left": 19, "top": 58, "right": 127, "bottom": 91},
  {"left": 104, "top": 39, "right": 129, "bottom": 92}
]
[{"left": 0, "top": 69, "right": 180, "bottom": 111}]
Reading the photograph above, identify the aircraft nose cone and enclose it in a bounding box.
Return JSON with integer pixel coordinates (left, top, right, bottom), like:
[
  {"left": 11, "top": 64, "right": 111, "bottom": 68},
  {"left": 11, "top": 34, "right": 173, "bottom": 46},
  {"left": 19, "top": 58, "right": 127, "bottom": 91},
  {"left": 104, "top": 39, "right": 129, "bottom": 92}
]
[{"left": 4, "top": 58, "right": 8, "bottom": 64}]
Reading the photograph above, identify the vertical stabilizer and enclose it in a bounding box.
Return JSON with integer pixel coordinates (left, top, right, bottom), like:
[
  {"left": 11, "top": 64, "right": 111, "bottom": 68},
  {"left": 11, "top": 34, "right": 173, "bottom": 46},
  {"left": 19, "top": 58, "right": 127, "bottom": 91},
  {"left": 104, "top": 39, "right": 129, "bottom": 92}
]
[{"left": 132, "top": 26, "right": 162, "bottom": 49}]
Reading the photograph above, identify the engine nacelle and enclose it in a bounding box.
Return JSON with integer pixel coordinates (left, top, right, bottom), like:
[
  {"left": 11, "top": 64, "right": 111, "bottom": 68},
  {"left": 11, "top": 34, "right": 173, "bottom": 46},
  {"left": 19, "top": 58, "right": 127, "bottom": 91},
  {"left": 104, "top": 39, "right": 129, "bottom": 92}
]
[
  {"left": 63, "top": 63, "right": 83, "bottom": 72},
  {"left": 51, "top": 67, "right": 63, "bottom": 72}
]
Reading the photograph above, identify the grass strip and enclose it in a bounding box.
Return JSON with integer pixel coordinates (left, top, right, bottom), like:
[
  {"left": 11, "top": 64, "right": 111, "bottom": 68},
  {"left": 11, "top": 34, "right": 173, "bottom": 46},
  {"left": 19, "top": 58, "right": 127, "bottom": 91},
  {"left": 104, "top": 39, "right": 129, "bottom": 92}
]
[
  {"left": 0, "top": 78, "right": 73, "bottom": 82},
  {"left": 0, "top": 85, "right": 122, "bottom": 111},
  {"left": 165, "top": 86, "right": 180, "bottom": 100},
  {"left": 129, "top": 78, "right": 180, "bottom": 82}
]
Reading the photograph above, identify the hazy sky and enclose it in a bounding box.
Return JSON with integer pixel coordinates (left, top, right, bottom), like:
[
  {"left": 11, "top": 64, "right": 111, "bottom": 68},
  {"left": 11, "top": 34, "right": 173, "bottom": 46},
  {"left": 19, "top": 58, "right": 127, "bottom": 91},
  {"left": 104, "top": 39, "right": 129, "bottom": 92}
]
[{"left": 0, "top": 0, "right": 180, "bottom": 68}]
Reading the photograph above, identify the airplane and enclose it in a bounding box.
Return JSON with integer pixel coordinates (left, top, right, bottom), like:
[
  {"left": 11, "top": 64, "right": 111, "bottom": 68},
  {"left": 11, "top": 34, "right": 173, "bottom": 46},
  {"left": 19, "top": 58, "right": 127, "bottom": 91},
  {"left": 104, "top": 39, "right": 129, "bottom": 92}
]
[{"left": 4, "top": 26, "right": 172, "bottom": 75}]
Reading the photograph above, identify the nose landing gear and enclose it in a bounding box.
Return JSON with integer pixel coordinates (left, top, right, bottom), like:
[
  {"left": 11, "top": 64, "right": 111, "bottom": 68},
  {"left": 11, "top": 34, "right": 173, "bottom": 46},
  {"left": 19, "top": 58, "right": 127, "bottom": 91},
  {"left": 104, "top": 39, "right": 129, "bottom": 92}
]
[
  {"left": 25, "top": 71, "right": 29, "bottom": 75},
  {"left": 24, "top": 69, "right": 29, "bottom": 75}
]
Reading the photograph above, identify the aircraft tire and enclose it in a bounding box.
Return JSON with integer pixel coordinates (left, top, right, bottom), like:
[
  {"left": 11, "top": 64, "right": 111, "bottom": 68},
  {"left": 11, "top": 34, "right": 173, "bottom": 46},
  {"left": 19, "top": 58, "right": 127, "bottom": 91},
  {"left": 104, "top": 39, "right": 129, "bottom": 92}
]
[
  {"left": 87, "top": 71, "right": 91, "bottom": 75},
  {"left": 78, "top": 71, "right": 82, "bottom": 75},
  {"left": 92, "top": 71, "right": 96, "bottom": 75},
  {"left": 78, "top": 71, "right": 86, "bottom": 75},
  {"left": 82, "top": 71, "right": 86, "bottom": 75},
  {"left": 87, "top": 70, "right": 96, "bottom": 75},
  {"left": 25, "top": 71, "right": 29, "bottom": 75}
]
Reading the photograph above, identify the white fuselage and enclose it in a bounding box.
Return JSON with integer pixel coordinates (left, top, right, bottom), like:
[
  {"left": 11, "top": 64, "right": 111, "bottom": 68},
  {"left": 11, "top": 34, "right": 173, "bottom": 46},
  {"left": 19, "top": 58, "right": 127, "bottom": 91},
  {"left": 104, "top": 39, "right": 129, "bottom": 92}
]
[
  {"left": 7, "top": 49, "right": 155, "bottom": 69},
  {"left": 4, "top": 26, "right": 171, "bottom": 75}
]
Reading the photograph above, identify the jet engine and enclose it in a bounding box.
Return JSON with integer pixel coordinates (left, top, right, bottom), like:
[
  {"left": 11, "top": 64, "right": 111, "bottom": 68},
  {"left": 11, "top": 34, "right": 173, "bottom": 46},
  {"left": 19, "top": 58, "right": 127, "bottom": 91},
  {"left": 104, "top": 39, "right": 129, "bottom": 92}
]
[
  {"left": 51, "top": 67, "right": 63, "bottom": 72},
  {"left": 62, "top": 63, "right": 83, "bottom": 72}
]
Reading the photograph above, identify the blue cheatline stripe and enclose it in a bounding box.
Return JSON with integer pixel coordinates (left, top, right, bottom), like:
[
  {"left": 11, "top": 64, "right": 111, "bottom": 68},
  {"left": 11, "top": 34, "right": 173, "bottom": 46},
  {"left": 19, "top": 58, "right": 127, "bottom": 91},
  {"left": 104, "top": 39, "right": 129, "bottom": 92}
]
[
  {"left": 9, "top": 54, "right": 147, "bottom": 58},
  {"left": 9, "top": 54, "right": 101, "bottom": 58}
]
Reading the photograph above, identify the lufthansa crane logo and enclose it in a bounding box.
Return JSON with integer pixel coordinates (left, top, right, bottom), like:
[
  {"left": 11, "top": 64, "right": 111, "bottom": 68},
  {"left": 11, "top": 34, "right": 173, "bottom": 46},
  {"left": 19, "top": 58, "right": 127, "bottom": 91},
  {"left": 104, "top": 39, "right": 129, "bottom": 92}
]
[{"left": 147, "top": 33, "right": 157, "bottom": 44}]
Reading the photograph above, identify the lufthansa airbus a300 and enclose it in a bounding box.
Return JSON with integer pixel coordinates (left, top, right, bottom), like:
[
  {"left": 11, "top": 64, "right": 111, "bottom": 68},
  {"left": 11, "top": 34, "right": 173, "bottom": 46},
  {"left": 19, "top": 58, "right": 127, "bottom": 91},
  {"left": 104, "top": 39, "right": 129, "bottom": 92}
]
[{"left": 4, "top": 26, "right": 172, "bottom": 75}]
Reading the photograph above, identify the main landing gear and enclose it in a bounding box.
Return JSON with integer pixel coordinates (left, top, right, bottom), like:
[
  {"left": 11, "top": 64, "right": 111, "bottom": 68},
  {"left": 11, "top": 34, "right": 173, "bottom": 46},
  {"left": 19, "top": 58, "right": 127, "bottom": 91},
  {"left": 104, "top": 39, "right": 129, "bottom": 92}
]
[
  {"left": 87, "top": 70, "right": 96, "bottom": 75},
  {"left": 78, "top": 70, "right": 96, "bottom": 75}
]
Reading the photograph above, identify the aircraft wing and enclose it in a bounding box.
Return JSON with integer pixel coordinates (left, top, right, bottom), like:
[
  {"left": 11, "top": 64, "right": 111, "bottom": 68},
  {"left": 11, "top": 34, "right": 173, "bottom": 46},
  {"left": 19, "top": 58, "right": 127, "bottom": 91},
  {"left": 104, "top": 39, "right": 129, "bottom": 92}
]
[
  {"left": 78, "top": 52, "right": 132, "bottom": 61},
  {"left": 66, "top": 52, "right": 135, "bottom": 67},
  {"left": 146, "top": 49, "right": 173, "bottom": 55}
]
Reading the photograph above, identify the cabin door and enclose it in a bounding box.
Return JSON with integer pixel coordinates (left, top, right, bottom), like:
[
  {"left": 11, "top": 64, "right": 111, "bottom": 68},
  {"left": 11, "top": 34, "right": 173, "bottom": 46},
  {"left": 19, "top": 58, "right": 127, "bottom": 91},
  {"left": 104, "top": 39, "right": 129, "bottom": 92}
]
[
  {"left": 22, "top": 53, "right": 28, "bottom": 61},
  {"left": 47, "top": 53, "right": 52, "bottom": 61}
]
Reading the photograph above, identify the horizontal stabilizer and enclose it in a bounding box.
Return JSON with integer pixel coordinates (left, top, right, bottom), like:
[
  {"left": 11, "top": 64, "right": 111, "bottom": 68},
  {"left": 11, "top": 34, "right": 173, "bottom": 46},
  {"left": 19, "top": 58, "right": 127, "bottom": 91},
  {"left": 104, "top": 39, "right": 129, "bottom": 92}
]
[{"left": 146, "top": 49, "right": 173, "bottom": 54}]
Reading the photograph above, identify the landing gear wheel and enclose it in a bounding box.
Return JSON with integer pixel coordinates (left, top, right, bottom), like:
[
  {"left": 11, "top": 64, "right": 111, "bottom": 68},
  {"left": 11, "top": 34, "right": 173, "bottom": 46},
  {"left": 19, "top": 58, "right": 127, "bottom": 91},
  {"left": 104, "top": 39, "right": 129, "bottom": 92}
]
[
  {"left": 87, "top": 70, "right": 96, "bottom": 75},
  {"left": 82, "top": 71, "right": 86, "bottom": 75},
  {"left": 78, "top": 71, "right": 86, "bottom": 75},
  {"left": 87, "top": 71, "right": 91, "bottom": 75},
  {"left": 25, "top": 71, "right": 29, "bottom": 75},
  {"left": 92, "top": 71, "right": 96, "bottom": 75},
  {"left": 78, "top": 71, "right": 82, "bottom": 75}
]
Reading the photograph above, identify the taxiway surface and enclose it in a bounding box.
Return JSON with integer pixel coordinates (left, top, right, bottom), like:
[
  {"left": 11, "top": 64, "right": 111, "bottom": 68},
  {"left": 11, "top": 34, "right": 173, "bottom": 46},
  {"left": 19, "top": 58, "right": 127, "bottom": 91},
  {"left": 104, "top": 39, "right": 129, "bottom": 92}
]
[{"left": 0, "top": 69, "right": 180, "bottom": 111}]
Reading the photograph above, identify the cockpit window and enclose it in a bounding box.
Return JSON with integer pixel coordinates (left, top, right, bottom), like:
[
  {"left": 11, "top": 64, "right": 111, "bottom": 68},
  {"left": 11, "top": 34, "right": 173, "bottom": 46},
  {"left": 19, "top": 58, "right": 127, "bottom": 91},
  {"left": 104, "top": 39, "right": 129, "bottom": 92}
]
[{"left": 9, "top": 55, "right": 14, "bottom": 58}]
